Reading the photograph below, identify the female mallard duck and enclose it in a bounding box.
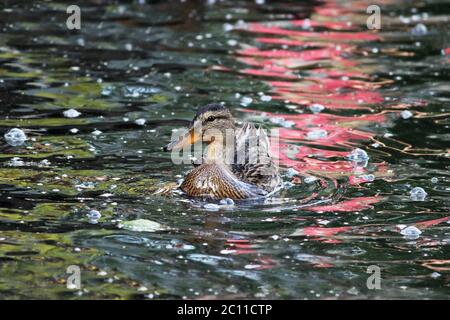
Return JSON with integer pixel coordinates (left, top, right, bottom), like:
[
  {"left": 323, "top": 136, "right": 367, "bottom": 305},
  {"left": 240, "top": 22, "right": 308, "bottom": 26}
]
[{"left": 163, "top": 103, "right": 281, "bottom": 200}]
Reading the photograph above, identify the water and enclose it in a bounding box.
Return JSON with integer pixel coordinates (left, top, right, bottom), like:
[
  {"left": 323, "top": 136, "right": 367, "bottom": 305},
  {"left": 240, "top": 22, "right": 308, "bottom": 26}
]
[{"left": 0, "top": 0, "right": 449, "bottom": 299}]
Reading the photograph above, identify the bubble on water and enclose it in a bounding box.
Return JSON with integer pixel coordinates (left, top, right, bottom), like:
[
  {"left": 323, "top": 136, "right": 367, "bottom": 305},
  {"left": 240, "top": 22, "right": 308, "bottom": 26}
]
[
  {"left": 125, "top": 43, "right": 133, "bottom": 51},
  {"left": 240, "top": 96, "right": 253, "bottom": 107},
  {"left": 135, "top": 118, "right": 146, "bottom": 126},
  {"left": 8, "top": 157, "right": 25, "bottom": 167},
  {"left": 286, "top": 168, "right": 299, "bottom": 178},
  {"left": 400, "top": 110, "right": 413, "bottom": 119},
  {"left": 400, "top": 226, "right": 422, "bottom": 239},
  {"left": 271, "top": 117, "right": 295, "bottom": 128},
  {"left": 227, "top": 39, "right": 238, "bottom": 46},
  {"left": 4, "top": 128, "right": 27, "bottom": 146},
  {"left": 260, "top": 95, "right": 272, "bottom": 102},
  {"left": 309, "top": 103, "right": 325, "bottom": 113},
  {"left": 63, "top": 108, "right": 81, "bottom": 118},
  {"left": 69, "top": 128, "right": 79, "bottom": 134},
  {"left": 430, "top": 272, "right": 441, "bottom": 279},
  {"left": 219, "top": 198, "right": 235, "bottom": 206},
  {"left": 39, "top": 159, "right": 51, "bottom": 167},
  {"left": 306, "top": 129, "right": 327, "bottom": 140},
  {"left": 101, "top": 86, "right": 114, "bottom": 96},
  {"left": 124, "top": 86, "right": 159, "bottom": 98},
  {"left": 304, "top": 176, "right": 318, "bottom": 183},
  {"left": 430, "top": 177, "right": 438, "bottom": 183},
  {"left": 411, "top": 23, "right": 428, "bottom": 36},
  {"left": 223, "top": 23, "right": 234, "bottom": 32},
  {"left": 87, "top": 209, "right": 101, "bottom": 223},
  {"left": 410, "top": 187, "right": 427, "bottom": 201},
  {"left": 203, "top": 203, "right": 220, "bottom": 211},
  {"left": 359, "top": 174, "right": 375, "bottom": 182},
  {"left": 92, "top": 129, "right": 102, "bottom": 136},
  {"left": 76, "top": 182, "right": 96, "bottom": 189},
  {"left": 347, "top": 148, "right": 369, "bottom": 168}
]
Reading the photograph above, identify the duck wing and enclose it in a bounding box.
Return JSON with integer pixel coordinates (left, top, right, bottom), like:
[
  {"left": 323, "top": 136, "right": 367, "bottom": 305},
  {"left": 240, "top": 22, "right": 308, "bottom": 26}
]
[{"left": 232, "top": 123, "right": 281, "bottom": 192}]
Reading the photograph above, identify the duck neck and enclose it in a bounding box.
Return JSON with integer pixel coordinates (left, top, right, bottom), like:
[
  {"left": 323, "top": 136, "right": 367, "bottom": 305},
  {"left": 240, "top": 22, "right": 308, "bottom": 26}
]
[{"left": 205, "top": 139, "right": 226, "bottom": 164}]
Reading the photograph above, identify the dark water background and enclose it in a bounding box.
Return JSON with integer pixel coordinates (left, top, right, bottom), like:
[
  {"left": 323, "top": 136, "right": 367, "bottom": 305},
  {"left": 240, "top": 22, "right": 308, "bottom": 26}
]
[{"left": 0, "top": 0, "right": 449, "bottom": 299}]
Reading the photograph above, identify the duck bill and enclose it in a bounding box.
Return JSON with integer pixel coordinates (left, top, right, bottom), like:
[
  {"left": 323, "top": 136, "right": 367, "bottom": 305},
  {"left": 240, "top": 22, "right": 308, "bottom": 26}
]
[{"left": 164, "top": 128, "right": 201, "bottom": 151}]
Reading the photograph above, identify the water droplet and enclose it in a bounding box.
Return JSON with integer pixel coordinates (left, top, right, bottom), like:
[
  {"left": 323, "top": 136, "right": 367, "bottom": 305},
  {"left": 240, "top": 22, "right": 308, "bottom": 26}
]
[
  {"left": 4, "top": 128, "right": 27, "bottom": 146},
  {"left": 410, "top": 187, "right": 427, "bottom": 201}
]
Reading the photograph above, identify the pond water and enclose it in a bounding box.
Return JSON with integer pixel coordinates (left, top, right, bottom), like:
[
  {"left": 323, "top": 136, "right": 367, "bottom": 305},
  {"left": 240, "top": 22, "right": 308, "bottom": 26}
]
[{"left": 0, "top": 0, "right": 449, "bottom": 299}]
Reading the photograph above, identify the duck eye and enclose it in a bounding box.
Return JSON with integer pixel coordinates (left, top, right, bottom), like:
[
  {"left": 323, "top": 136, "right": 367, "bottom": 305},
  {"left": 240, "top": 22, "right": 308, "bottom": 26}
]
[{"left": 206, "top": 116, "right": 215, "bottom": 122}]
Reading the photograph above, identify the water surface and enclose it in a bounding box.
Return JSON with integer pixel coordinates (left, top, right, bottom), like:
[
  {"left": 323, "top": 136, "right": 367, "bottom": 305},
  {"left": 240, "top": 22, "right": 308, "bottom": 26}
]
[{"left": 0, "top": 0, "right": 449, "bottom": 299}]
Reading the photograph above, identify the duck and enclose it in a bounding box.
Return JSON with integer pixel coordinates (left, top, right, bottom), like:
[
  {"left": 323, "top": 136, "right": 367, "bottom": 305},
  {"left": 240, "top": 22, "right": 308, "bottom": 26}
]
[{"left": 162, "top": 103, "right": 281, "bottom": 200}]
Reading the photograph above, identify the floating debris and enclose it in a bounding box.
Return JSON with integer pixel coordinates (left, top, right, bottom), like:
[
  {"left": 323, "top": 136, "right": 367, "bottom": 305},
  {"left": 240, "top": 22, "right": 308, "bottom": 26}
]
[
  {"left": 4, "top": 128, "right": 27, "bottom": 146},
  {"left": 135, "top": 118, "right": 146, "bottom": 126},
  {"left": 400, "top": 110, "right": 413, "bottom": 119},
  {"left": 306, "top": 128, "right": 327, "bottom": 140},
  {"left": 118, "top": 219, "right": 167, "bottom": 232},
  {"left": 400, "top": 226, "right": 422, "bottom": 239},
  {"left": 411, "top": 23, "right": 428, "bottom": 36},
  {"left": 63, "top": 108, "right": 81, "bottom": 118},
  {"left": 410, "top": 187, "right": 427, "bottom": 201},
  {"left": 347, "top": 148, "right": 369, "bottom": 168},
  {"left": 309, "top": 103, "right": 325, "bottom": 113}
]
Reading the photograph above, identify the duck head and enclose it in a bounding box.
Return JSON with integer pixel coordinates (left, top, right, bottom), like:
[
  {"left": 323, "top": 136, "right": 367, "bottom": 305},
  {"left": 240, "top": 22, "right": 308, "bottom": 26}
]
[{"left": 164, "top": 103, "right": 235, "bottom": 151}]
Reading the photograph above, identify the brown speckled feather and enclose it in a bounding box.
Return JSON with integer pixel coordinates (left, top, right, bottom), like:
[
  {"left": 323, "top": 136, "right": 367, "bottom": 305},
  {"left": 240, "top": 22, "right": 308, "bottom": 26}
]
[{"left": 181, "top": 163, "right": 266, "bottom": 199}]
